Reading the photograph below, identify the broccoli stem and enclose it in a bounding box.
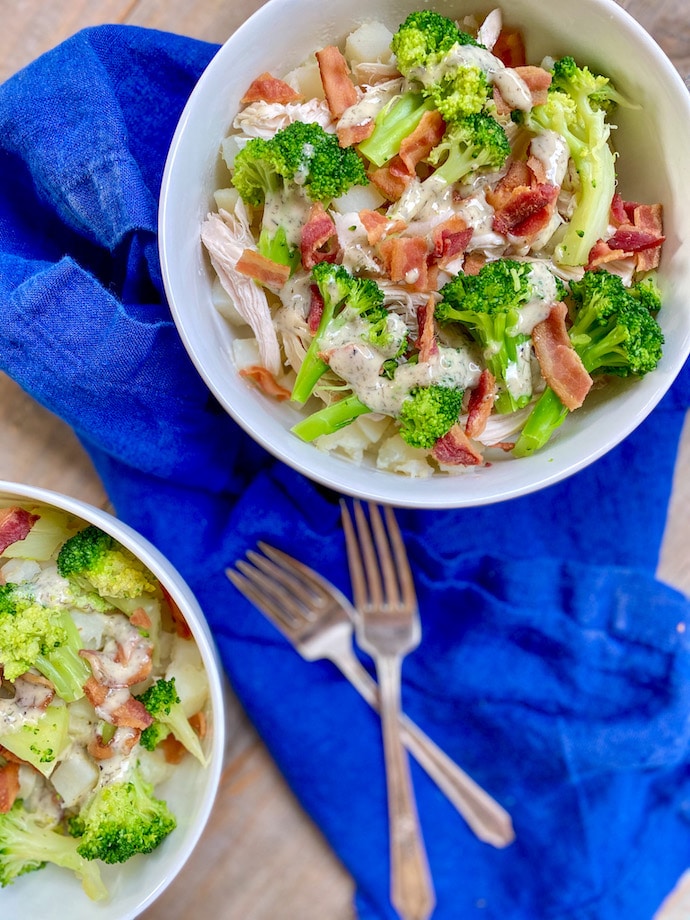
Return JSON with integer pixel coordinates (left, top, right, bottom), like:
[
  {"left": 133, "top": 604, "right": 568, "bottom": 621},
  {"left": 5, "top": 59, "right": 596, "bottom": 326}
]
[
  {"left": 291, "top": 394, "right": 372, "bottom": 442},
  {"left": 556, "top": 137, "right": 616, "bottom": 267},
  {"left": 34, "top": 611, "right": 91, "bottom": 703},
  {"left": 512, "top": 387, "right": 569, "bottom": 457},
  {"left": 358, "top": 93, "right": 436, "bottom": 168}
]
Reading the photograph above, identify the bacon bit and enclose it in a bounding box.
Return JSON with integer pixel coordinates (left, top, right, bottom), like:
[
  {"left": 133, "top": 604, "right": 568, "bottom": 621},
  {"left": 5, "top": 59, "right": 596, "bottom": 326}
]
[
  {"left": 337, "top": 120, "right": 375, "bottom": 148},
  {"left": 88, "top": 735, "right": 115, "bottom": 760},
  {"left": 398, "top": 109, "right": 447, "bottom": 175},
  {"left": 110, "top": 696, "right": 153, "bottom": 731},
  {"left": 84, "top": 676, "right": 108, "bottom": 708},
  {"left": 526, "top": 153, "right": 548, "bottom": 186},
  {"left": 587, "top": 238, "right": 629, "bottom": 269},
  {"left": 315, "top": 45, "right": 358, "bottom": 119},
  {"left": 239, "top": 365, "right": 292, "bottom": 401},
  {"left": 235, "top": 249, "right": 291, "bottom": 290},
  {"left": 300, "top": 202, "right": 339, "bottom": 269},
  {"left": 417, "top": 297, "right": 439, "bottom": 362},
  {"left": 88, "top": 727, "right": 141, "bottom": 761},
  {"left": 161, "top": 584, "right": 193, "bottom": 640},
  {"left": 605, "top": 226, "right": 664, "bottom": 254},
  {"left": 605, "top": 196, "right": 664, "bottom": 270},
  {"left": 532, "top": 302, "right": 592, "bottom": 411},
  {"left": 516, "top": 66, "right": 552, "bottom": 105},
  {"left": 463, "top": 250, "right": 487, "bottom": 275},
  {"left": 431, "top": 216, "right": 473, "bottom": 267},
  {"left": 633, "top": 203, "right": 664, "bottom": 271},
  {"left": 486, "top": 160, "right": 532, "bottom": 210},
  {"left": 307, "top": 285, "right": 325, "bottom": 334},
  {"left": 81, "top": 639, "right": 152, "bottom": 689},
  {"left": 432, "top": 425, "right": 484, "bottom": 466},
  {"left": 610, "top": 192, "right": 630, "bottom": 226},
  {"left": 492, "top": 29, "right": 527, "bottom": 67},
  {"left": 240, "top": 72, "right": 303, "bottom": 105},
  {"left": 359, "top": 209, "right": 407, "bottom": 246},
  {"left": 495, "top": 441, "right": 516, "bottom": 452},
  {"left": 129, "top": 607, "right": 152, "bottom": 632},
  {"left": 189, "top": 710, "right": 208, "bottom": 740},
  {"left": 0, "top": 506, "right": 39, "bottom": 554},
  {"left": 160, "top": 734, "right": 187, "bottom": 764},
  {"left": 492, "top": 183, "right": 559, "bottom": 239},
  {"left": 368, "top": 161, "right": 412, "bottom": 201},
  {"left": 0, "top": 762, "right": 20, "bottom": 813},
  {"left": 378, "top": 236, "right": 430, "bottom": 291},
  {"left": 465, "top": 369, "right": 497, "bottom": 439}
]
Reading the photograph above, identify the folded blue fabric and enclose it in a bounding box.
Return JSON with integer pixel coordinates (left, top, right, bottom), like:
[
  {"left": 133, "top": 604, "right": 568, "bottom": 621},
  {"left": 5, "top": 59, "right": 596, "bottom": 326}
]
[{"left": 2, "top": 25, "right": 690, "bottom": 919}]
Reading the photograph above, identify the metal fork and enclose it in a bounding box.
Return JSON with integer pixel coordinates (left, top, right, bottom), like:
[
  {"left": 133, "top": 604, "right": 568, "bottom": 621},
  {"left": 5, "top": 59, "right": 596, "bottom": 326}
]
[
  {"left": 227, "top": 544, "right": 514, "bottom": 850},
  {"left": 341, "top": 500, "right": 434, "bottom": 920}
]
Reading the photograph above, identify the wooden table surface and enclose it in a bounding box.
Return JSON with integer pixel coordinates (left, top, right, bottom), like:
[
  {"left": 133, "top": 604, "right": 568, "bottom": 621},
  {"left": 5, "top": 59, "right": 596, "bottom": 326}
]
[{"left": 1, "top": 2, "right": 689, "bottom": 918}]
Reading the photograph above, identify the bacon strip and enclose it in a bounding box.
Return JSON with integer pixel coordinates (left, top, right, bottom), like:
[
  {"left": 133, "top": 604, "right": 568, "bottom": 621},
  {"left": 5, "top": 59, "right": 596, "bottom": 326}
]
[
  {"left": 300, "top": 202, "right": 339, "bottom": 269},
  {"left": 632, "top": 203, "right": 664, "bottom": 271},
  {"left": 492, "top": 183, "right": 559, "bottom": 239},
  {"left": 417, "top": 297, "right": 438, "bottom": 362},
  {"left": 398, "top": 109, "right": 446, "bottom": 176},
  {"left": 240, "top": 72, "right": 303, "bottom": 104},
  {"left": 0, "top": 762, "right": 20, "bottom": 813},
  {"left": 110, "top": 696, "right": 153, "bottom": 730},
  {"left": 532, "top": 302, "right": 592, "bottom": 411},
  {"left": 0, "top": 506, "right": 39, "bottom": 554},
  {"left": 337, "top": 121, "right": 375, "bottom": 148},
  {"left": 307, "top": 284, "right": 325, "bottom": 334},
  {"left": 235, "top": 249, "right": 291, "bottom": 289},
  {"left": 462, "top": 250, "right": 487, "bottom": 276},
  {"left": 368, "top": 160, "right": 412, "bottom": 201},
  {"left": 492, "top": 29, "right": 527, "bottom": 67},
  {"left": 239, "top": 365, "right": 292, "bottom": 401},
  {"left": 493, "top": 66, "right": 552, "bottom": 114},
  {"left": 378, "top": 236, "right": 429, "bottom": 291},
  {"left": 359, "top": 209, "right": 407, "bottom": 246},
  {"left": 586, "top": 238, "right": 629, "bottom": 269},
  {"left": 315, "top": 45, "right": 358, "bottom": 119},
  {"left": 432, "top": 425, "right": 483, "bottom": 466},
  {"left": 129, "top": 607, "right": 152, "bottom": 632},
  {"left": 465, "top": 369, "right": 497, "bottom": 439},
  {"left": 431, "top": 216, "right": 473, "bottom": 267}
]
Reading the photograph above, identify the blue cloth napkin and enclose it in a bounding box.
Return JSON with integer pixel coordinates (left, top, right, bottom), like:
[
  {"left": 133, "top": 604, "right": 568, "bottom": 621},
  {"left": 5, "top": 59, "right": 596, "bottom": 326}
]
[{"left": 2, "top": 25, "right": 690, "bottom": 919}]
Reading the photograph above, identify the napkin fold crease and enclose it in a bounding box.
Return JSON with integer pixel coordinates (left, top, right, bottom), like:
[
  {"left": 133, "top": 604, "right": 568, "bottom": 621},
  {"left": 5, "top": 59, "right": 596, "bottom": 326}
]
[{"left": 1, "top": 24, "right": 690, "bottom": 920}]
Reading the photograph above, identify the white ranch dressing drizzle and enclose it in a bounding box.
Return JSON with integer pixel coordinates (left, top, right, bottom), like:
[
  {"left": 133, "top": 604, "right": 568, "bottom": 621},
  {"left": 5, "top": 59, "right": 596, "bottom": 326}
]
[
  {"left": 529, "top": 130, "right": 570, "bottom": 186},
  {"left": 510, "top": 262, "right": 562, "bottom": 336}
]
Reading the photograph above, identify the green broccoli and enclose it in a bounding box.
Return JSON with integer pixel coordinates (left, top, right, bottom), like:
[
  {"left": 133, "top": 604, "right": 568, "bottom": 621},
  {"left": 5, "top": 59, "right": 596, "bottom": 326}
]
[
  {"left": 291, "top": 393, "right": 373, "bottom": 442},
  {"left": 390, "top": 10, "right": 476, "bottom": 74},
  {"left": 357, "top": 92, "right": 436, "bottom": 168},
  {"left": 57, "top": 524, "right": 156, "bottom": 601},
  {"left": 232, "top": 121, "right": 369, "bottom": 270},
  {"left": 523, "top": 55, "right": 624, "bottom": 267},
  {"left": 291, "top": 263, "right": 406, "bottom": 405},
  {"left": 0, "top": 800, "right": 106, "bottom": 900},
  {"left": 398, "top": 385, "right": 464, "bottom": 449},
  {"left": 437, "top": 259, "right": 565, "bottom": 413},
  {"left": 0, "top": 583, "right": 91, "bottom": 701},
  {"left": 136, "top": 678, "right": 206, "bottom": 765},
  {"left": 513, "top": 268, "right": 664, "bottom": 456},
  {"left": 69, "top": 767, "right": 176, "bottom": 865}
]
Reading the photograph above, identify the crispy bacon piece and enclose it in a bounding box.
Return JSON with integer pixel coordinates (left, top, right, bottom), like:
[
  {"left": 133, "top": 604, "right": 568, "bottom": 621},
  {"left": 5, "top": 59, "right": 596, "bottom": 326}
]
[
  {"left": 378, "top": 236, "right": 430, "bottom": 291},
  {"left": 492, "top": 29, "right": 527, "bottom": 67},
  {"left": 337, "top": 120, "right": 375, "bottom": 148},
  {"left": 462, "top": 250, "right": 487, "bottom": 276},
  {"left": 235, "top": 249, "right": 291, "bottom": 290},
  {"left": 0, "top": 506, "right": 39, "bottom": 554},
  {"left": 80, "top": 639, "right": 153, "bottom": 689},
  {"left": 189, "top": 710, "right": 208, "bottom": 740},
  {"left": 398, "top": 109, "right": 446, "bottom": 175},
  {"left": 88, "top": 726, "right": 141, "bottom": 761},
  {"left": 493, "top": 66, "right": 551, "bottom": 114},
  {"left": 465, "top": 369, "right": 497, "bottom": 439},
  {"left": 129, "top": 607, "right": 152, "bottom": 632},
  {"left": 368, "top": 160, "right": 412, "bottom": 201},
  {"left": 492, "top": 183, "right": 559, "bottom": 239},
  {"left": 486, "top": 160, "right": 532, "bottom": 209},
  {"left": 160, "top": 734, "right": 187, "bottom": 765},
  {"left": 315, "top": 45, "right": 358, "bottom": 119},
  {"left": 432, "top": 425, "right": 483, "bottom": 466},
  {"left": 431, "top": 216, "right": 473, "bottom": 267},
  {"left": 632, "top": 203, "right": 664, "bottom": 271},
  {"left": 83, "top": 676, "right": 108, "bottom": 708},
  {"left": 239, "top": 365, "right": 292, "bottom": 401},
  {"left": 532, "top": 302, "right": 592, "bottom": 411},
  {"left": 240, "top": 72, "right": 303, "bottom": 105},
  {"left": 300, "top": 202, "right": 339, "bottom": 269},
  {"left": 586, "top": 238, "right": 629, "bottom": 269},
  {"left": 0, "top": 762, "right": 20, "bottom": 813},
  {"left": 307, "top": 284, "right": 325, "bottom": 334},
  {"left": 359, "top": 209, "right": 407, "bottom": 246},
  {"left": 110, "top": 696, "right": 153, "bottom": 730},
  {"left": 417, "top": 297, "right": 438, "bottom": 362},
  {"left": 604, "top": 196, "right": 665, "bottom": 271}
]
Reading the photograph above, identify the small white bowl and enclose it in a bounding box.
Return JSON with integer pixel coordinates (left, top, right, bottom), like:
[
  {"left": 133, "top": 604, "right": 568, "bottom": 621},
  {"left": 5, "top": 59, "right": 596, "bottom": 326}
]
[
  {"left": 0, "top": 481, "right": 226, "bottom": 920},
  {"left": 159, "top": 0, "right": 690, "bottom": 508}
]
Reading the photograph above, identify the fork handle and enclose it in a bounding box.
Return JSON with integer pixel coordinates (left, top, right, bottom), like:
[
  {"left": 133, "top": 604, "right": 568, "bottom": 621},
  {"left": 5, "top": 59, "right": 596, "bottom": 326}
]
[
  {"left": 377, "top": 654, "right": 435, "bottom": 920},
  {"left": 333, "top": 650, "right": 514, "bottom": 849}
]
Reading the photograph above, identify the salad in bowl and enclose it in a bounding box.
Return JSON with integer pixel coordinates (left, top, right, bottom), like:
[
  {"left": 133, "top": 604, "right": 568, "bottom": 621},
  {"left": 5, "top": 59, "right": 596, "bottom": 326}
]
[{"left": 200, "top": 6, "right": 665, "bottom": 479}]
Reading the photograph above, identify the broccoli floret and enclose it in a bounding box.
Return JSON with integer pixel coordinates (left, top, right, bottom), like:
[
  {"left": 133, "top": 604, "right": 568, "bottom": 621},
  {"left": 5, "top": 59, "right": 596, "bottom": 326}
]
[
  {"left": 427, "top": 112, "right": 510, "bottom": 185},
  {"left": 391, "top": 10, "right": 479, "bottom": 78},
  {"left": 232, "top": 122, "right": 369, "bottom": 270},
  {"left": 437, "top": 259, "right": 563, "bottom": 413},
  {"left": 136, "top": 678, "right": 206, "bottom": 765},
  {"left": 524, "top": 55, "right": 622, "bottom": 267},
  {"left": 628, "top": 273, "right": 662, "bottom": 315},
  {"left": 398, "top": 385, "right": 464, "bottom": 449},
  {"left": 513, "top": 268, "right": 664, "bottom": 456},
  {"left": 0, "top": 801, "right": 106, "bottom": 900},
  {"left": 0, "top": 584, "right": 90, "bottom": 701},
  {"left": 69, "top": 767, "right": 176, "bottom": 865},
  {"left": 291, "top": 393, "right": 373, "bottom": 442},
  {"left": 357, "top": 92, "right": 436, "bottom": 168},
  {"left": 291, "top": 263, "right": 405, "bottom": 404},
  {"left": 57, "top": 525, "right": 156, "bottom": 601}
]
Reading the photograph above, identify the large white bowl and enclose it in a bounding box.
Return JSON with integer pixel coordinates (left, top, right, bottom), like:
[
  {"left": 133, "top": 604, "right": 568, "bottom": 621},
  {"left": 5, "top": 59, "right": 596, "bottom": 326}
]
[
  {"left": 159, "top": 0, "right": 690, "bottom": 508},
  {"left": 0, "top": 481, "right": 226, "bottom": 920}
]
